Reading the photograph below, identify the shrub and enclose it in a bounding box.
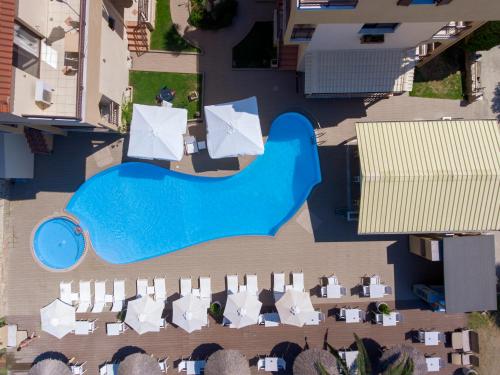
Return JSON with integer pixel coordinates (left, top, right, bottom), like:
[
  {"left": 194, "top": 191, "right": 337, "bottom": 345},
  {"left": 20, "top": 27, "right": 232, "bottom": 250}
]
[
  {"left": 188, "top": 0, "right": 238, "bottom": 30},
  {"left": 378, "top": 303, "right": 391, "bottom": 315},
  {"left": 462, "top": 21, "right": 500, "bottom": 52}
]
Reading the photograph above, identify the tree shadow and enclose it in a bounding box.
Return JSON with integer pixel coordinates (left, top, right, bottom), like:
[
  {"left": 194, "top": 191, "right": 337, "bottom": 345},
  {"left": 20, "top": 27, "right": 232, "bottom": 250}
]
[
  {"left": 111, "top": 346, "right": 146, "bottom": 363},
  {"left": 270, "top": 341, "right": 302, "bottom": 374},
  {"left": 191, "top": 343, "right": 223, "bottom": 360},
  {"left": 491, "top": 83, "right": 500, "bottom": 120}
]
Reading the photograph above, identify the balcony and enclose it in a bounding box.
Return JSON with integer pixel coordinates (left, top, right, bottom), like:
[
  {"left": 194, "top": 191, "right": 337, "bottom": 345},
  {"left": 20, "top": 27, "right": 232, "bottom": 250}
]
[
  {"left": 432, "top": 22, "right": 470, "bottom": 40},
  {"left": 297, "top": 0, "right": 357, "bottom": 9}
]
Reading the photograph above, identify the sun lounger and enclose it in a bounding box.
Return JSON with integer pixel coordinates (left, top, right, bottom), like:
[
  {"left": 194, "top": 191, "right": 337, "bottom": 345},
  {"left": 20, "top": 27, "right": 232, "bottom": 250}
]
[
  {"left": 111, "top": 280, "right": 125, "bottom": 312},
  {"left": 200, "top": 276, "right": 211, "bottom": 305},
  {"left": 226, "top": 274, "right": 238, "bottom": 295},
  {"left": 2, "top": 325, "right": 28, "bottom": 348},
  {"left": 273, "top": 272, "right": 285, "bottom": 301},
  {"left": 246, "top": 274, "right": 258, "bottom": 296},
  {"left": 257, "top": 358, "right": 265, "bottom": 370},
  {"left": 178, "top": 360, "right": 187, "bottom": 372},
  {"left": 180, "top": 277, "right": 192, "bottom": 297},
  {"left": 154, "top": 278, "right": 166, "bottom": 302},
  {"left": 76, "top": 281, "right": 92, "bottom": 313},
  {"left": 136, "top": 279, "right": 148, "bottom": 297},
  {"left": 184, "top": 135, "right": 199, "bottom": 154},
  {"left": 92, "top": 281, "right": 107, "bottom": 313},
  {"left": 60, "top": 281, "right": 75, "bottom": 305},
  {"left": 106, "top": 322, "right": 127, "bottom": 336},
  {"left": 292, "top": 272, "right": 304, "bottom": 292}
]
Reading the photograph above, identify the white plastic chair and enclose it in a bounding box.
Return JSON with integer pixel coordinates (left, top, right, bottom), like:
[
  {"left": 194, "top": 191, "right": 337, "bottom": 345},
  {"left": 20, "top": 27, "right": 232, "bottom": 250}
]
[
  {"left": 92, "top": 281, "right": 107, "bottom": 313},
  {"left": 111, "top": 280, "right": 125, "bottom": 312},
  {"left": 226, "top": 274, "right": 238, "bottom": 295},
  {"left": 320, "top": 286, "right": 327, "bottom": 298},
  {"left": 362, "top": 285, "right": 370, "bottom": 297},
  {"left": 76, "top": 281, "right": 92, "bottom": 313},
  {"left": 292, "top": 272, "right": 304, "bottom": 292},
  {"left": 180, "top": 277, "right": 192, "bottom": 297},
  {"left": 246, "top": 274, "right": 258, "bottom": 296},
  {"left": 158, "top": 357, "right": 169, "bottom": 373},
  {"left": 273, "top": 272, "right": 285, "bottom": 301},
  {"left": 328, "top": 275, "right": 339, "bottom": 285},
  {"left": 184, "top": 136, "right": 199, "bottom": 154},
  {"left": 178, "top": 360, "right": 187, "bottom": 372},
  {"left": 154, "top": 277, "right": 166, "bottom": 302},
  {"left": 257, "top": 358, "right": 265, "bottom": 370},
  {"left": 137, "top": 279, "right": 148, "bottom": 297}
]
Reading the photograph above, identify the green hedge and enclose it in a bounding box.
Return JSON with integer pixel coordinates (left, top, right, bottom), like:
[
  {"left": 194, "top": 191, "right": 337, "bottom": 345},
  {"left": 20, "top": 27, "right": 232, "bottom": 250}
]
[
  {"left": 462, "top": 21, "right": 500, "bottom": 52},
  {"left": 188, "top": 0, "right": 238, "bottom": 30}
]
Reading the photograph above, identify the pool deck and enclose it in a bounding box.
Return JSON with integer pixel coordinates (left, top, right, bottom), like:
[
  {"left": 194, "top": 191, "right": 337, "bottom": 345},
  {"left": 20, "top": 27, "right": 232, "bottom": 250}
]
[{"left": 4, "top": 128, "right": 475, "bottom": 374}]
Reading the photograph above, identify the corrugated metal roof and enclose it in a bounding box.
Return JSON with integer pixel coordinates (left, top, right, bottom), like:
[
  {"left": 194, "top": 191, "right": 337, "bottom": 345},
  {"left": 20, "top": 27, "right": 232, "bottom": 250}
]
[
  {"left": 0, "top": 0, "right": 15, "bottom": 112},
  {"left": 304, "top": 48, "right": 415, "bottom": 95},
  {"left": 356, "top": 120, "right": 500, "bottom": 234}
]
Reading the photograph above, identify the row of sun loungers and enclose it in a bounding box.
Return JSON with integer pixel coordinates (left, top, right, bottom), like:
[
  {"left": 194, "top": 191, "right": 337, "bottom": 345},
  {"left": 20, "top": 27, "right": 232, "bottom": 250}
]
[
  {"left": 60, "top": 280, "right": 125, "bottom": 313},
  {"left": 137, "top": 278, "right": 166, "bottom": 302}
]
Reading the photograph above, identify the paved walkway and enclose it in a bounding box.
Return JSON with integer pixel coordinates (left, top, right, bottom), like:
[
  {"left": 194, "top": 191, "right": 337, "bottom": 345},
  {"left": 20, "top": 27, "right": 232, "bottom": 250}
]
[{"left": 131, "top": 51, "right": 199, "bottom": 73}]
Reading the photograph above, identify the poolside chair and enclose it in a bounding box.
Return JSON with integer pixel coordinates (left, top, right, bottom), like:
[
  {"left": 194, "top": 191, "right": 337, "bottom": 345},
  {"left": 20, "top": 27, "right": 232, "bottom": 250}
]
[
  {"left": 278, "top": 358, "right": 286, "bottom": 370},
  {"left": 327, "top": 275, "right": 339, "bottom": 285},
  {"left": 76, "top": 281, "right": 92, "bottom": 313},
  {"left": 273, "top": 272, "right": 285, "bottom": 301},
  {"left": 362, "top": 285, "right": 370, "bottom": 297},
  {"left": 257, "top": 358, "right": 265, "bottom": 370},
  {"left": 71, "top": 362, "right": 86, "bottom": 375},
  {"left": 158, "top": 357, "right": 169, "bottom": 373},
  {"left": 292, "top": 272, "right": 304, "bottom": 292},
  {"left": 111, "top": 280, "right": 125, "bottom": 312},
  {"left": 339, "top": 287, "right": 347, "bottom": 296},
  {"left": 246, "top": 274, "right": 258, "bottom": 296},
  {"left": 451, "top": 353, "right": 479, "bottom": 367},
  {"left": 154, "top": 277, "right": 166, "bottom": 302},
  {"left": 184, "top": 135, "right": 199, "bottom": 154},
  {"left": 320, "top": 286, "right": 328, "bottom": 298},
  {"left": 137, "top": 279, "right": 148, "bottom": 297},
  {"left": 180, "top": 277, "right": 192, "bottom": 297},
  {"left": 384, "top": 286, "right": 393, "bottom": 295},
  {"left": 226, "top": 274, "right": 238, "bottom": 295},
  {"left": 99, "top": 363, "right": 118, "bottom": 375},
  {"left": 92, "top": 281, "right": 107, "bottom": 313},
  {"left": 199, "top": 276, "right": 211, "bottom": 306},
  {"left": 178, "top": 360, "right": 187, "bottom": 372},
  {"left": 106, "top": 322, "right": 127, "bottom": 336},
  {"left": 60, "top": 281, "right": 76, "bottom": 305}
]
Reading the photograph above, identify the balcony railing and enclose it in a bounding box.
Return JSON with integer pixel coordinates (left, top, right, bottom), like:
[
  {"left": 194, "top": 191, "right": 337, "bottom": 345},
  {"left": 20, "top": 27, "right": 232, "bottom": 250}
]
[
  {"left": 298, "top": 0, "right": 357, "bottom": 9},
  {"left": 432, "top": 22, "right": 470, "bottom": 40}
]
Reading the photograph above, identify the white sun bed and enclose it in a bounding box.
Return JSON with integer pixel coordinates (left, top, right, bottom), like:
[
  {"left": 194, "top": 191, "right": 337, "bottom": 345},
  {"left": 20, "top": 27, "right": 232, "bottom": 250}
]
[
  {"left": 92, "top": 281, "right": 107, "bottom": 313},
  {"left": 292, "top": 272, "right": 304, "bottom": 292},
  {"left": 137, "top": 278, "right": 148, "bottom": 297},
  {"left": 111, "top": 280, "right": 125, "bottom": 312},
  {"left": 200, "top": 276, "right": 211, "bottom": 306},
  {"left": 226, "top": 274, "right": 238, "bottom": 295},
  {"left": 180, "top": 277, "right": 192, "bottom": 297},
  {"left": 154, "top": 277, "right": 166, "bottom": 302},
  {"left": 273, "top": 272, "right": 285, "bottom": 301},
  {"left": 76, "top": 281, "right": 92, "bottom": 313},
  {"left": 60, "top": 281, "right": 76, "bottom": 305},
  {"left": 246, "top": 274, "right": 258, "bottom": 296}
]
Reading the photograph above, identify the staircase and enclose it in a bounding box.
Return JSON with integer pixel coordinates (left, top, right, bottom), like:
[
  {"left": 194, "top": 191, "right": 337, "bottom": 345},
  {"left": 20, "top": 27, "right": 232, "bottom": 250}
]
[
  {"left": 23, "top": 127, "right": 51, "bottom": 155},
  {"left": 126, "top": 21, "right": 149, "bottom": 54},
  {"left": 279, "top": 44, "right": 298, "bottom": 71}
]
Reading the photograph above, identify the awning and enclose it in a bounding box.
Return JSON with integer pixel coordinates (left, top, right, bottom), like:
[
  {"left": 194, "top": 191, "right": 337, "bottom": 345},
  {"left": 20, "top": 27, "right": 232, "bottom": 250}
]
[
  {"left": 204, "top": 96, "right": 264, "bottom": 159},
  {"left": 223, "top": 292, "right": 262, "bottom": 329},
  {"left": 443, "top": 235, "right": 497, "bottom": 313},
  {"left": 124, "top": 296, "right": 164, "bottom": 334},
  {"left": 40, "top": 299, "right": 76, "bottom": 339},
  {"left": 305, "top": 49, "right": 416, "bottom": 96},
  {"left": 127, "top": 104, "right": 187, "bottom": 161}
]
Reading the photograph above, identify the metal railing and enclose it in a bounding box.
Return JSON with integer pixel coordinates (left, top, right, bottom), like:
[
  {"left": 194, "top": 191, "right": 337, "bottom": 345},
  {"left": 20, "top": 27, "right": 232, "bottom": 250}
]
[
  {"left": 298, "top": 0, "right": 357, "bottom": 8},
  {"left": 432, "top": 22, "right": 470, "bottom": 40}
]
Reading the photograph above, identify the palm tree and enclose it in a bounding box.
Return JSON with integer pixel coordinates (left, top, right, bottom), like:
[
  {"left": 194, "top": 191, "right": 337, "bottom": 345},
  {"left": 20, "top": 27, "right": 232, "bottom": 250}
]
[
  {"left": 382, "top": 354, "right": 414, "bottom": 375},
  {"left": 321, "top": 333, "right": 373, "bottom": 375}
]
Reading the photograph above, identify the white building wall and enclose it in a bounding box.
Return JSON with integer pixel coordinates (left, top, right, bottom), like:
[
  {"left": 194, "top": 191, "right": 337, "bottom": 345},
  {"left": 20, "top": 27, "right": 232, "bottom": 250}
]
[
  {"left": 306, "top": 22, "right": 447, "bottom": 52},
  {"left": 16, "top": 0, "right": 49, "bottom": 36}
]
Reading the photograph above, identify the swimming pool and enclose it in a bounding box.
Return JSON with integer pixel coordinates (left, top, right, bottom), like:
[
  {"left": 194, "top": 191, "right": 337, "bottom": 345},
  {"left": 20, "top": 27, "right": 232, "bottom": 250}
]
[
  {"left": 32, "top": 217, "right": 86, "bottom": 270},
  {"left": 60, "top": 112, "right": 321, "bottom": 264}
]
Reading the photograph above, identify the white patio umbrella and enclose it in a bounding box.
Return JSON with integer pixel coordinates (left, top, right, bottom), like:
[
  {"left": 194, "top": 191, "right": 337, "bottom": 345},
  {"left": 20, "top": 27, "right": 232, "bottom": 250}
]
[
  {"left": 40, "top": 299, "right": 76, "bottom": 339},
  {"left": 124, "top": 295, "right": 164, "bottom": 334},
  {"left": 127, "top": 104, "right": 187, "bottom": 161},
  {"left": 275, "top": 289, "right": 314, "bottom": 327},
  {"left": 223, "top": 291, "right": 262, "bottom": 329},
  {"left": 204, "top": 96, "right": 264, "bottom": 159},
  {"left": 172, "top": 294, "right": 207, "bottom": 333}
]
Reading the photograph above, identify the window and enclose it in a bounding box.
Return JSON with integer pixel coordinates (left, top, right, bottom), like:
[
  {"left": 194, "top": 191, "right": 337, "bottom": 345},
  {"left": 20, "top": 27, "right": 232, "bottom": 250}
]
[
  {"left": 411, "top": 0, "right": 435, "bottom": 4},
  {"left": 398, "top": 0, "right": 453, "bottom": 5},
  {"left": 360, "top": 34, "right": 385, "bottom": 44},
  {"left": 359, "top": 23, "right": 399, "bottom": 34},
  {"left": 12, "top": 23, "right": 41, "bottom": 77},
  {"left": 291, "top": 24, "right": 316, "bottom": 41}
]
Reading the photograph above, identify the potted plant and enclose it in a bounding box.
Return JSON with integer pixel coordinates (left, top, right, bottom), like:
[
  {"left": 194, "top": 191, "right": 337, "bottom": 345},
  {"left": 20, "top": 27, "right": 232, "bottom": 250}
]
[
  {"left": 209, "top": 301, "right": 223, "bottom": 322},
  {"left": 376, "top": 302, "right": 391, "bottom": 315}
]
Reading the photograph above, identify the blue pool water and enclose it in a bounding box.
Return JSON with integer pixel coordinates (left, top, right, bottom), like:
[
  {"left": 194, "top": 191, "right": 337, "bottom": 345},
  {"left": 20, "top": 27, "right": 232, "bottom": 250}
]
[
  {"left": 63, "top": 112, "right": 321, "bottom": 264},
  {"left": 33, "top": 217, "right": 86, "bottom": 270}
]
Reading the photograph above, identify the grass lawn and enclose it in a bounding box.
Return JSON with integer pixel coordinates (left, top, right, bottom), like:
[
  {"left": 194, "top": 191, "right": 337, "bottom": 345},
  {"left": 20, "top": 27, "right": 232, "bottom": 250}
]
[
  {"left": 410, "top": 46, "right": 465, "bottom": 100},
  {"left": 129, "top": 71, "right": 202, "bottom": 119},
  {"left": 232, "top": 22, "right": 277, "bottom": 68},
  {"left": 150, "top": 0, "right": 199, "bottom": 52},
  {"left": 468, "top": 310, "right": 500, "bottom": 374}
]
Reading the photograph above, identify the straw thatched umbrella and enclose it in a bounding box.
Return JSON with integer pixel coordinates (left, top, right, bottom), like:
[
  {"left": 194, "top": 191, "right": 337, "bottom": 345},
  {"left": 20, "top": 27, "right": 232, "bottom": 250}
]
[
  {"left": 204, "top": 349, "right": 251, "bottom": 375},
  {"left": 29, "top": 359, "right": 72, "bottom": 375},
  {"left": 118, "top": 353, "right": 163, "bottom": 375},
  {"left": 378, "top": 344, "right": 427, "bottom": 375},
  {"left": 293, "top": 349, "right": 339, "bottom": 375}
]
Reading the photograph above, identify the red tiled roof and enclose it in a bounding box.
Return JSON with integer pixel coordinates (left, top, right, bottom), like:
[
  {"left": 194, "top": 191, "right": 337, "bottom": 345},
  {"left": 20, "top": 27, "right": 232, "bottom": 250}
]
[{"left": 0, "top": 0, "right": 15, "bottom": 113}]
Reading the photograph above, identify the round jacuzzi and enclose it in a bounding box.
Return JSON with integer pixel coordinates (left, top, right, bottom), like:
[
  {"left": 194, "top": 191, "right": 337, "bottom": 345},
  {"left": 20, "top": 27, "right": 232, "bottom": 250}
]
[{"left": 32, "top": 217, "right": 86, "bottom": 271}]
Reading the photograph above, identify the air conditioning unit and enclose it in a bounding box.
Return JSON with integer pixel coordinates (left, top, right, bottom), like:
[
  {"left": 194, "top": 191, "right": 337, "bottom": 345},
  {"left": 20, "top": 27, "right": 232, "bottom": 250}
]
[{"left": 35, "top": 80, "right": 53, "bottom": 106}]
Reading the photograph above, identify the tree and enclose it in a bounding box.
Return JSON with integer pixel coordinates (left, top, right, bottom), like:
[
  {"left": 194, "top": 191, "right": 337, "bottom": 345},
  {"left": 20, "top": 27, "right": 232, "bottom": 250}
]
[{"left": 462, "top": 21, "right": 500, "bottom": 52}]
